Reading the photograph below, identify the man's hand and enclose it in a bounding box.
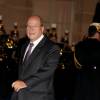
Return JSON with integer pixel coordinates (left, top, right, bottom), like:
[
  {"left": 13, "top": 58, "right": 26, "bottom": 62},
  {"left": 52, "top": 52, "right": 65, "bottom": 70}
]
[{"left": 12, "top": 80, "right": 27, "bottom": 92}]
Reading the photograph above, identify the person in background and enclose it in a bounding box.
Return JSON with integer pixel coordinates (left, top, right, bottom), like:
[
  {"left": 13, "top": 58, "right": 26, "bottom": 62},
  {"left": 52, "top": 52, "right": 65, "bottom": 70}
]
[
  {"left": 11, "top": 15, "right": 60, "bottom": 100},
  {"left": 73, "top": 22, "right": 100, "bottom": 100}
]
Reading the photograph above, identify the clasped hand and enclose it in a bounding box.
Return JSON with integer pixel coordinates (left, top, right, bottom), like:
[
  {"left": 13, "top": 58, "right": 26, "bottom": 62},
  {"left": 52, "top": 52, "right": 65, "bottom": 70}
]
[{"left": 12, "top": 80, "right": 27, "bottom": 92}]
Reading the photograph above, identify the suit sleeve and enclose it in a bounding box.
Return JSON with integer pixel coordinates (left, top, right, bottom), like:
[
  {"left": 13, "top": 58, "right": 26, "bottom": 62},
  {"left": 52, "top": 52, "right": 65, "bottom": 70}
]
[{"left": 24, "top": 45, "right": 60, "bottom": 89}]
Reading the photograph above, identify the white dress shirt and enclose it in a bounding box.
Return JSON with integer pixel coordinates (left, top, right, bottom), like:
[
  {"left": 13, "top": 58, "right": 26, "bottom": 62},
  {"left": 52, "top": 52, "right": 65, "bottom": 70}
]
[{"left": 23, "top": 34, "right": 44, "bottom": 61}]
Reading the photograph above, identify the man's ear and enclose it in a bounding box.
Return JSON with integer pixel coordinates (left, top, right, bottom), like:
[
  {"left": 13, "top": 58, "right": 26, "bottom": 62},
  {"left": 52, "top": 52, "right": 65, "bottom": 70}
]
[{"left": 42, "top": 26, "right": 44, "bottom": 32}]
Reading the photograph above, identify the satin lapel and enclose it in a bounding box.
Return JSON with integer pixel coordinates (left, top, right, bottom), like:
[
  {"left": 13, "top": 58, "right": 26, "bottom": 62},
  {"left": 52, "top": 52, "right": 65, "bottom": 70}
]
[
  {"left": 20, "top": 42, "right": 29, "bottom": 64},
  {"left": 19, "top": 41, "right": 29, "bottom": 77}
]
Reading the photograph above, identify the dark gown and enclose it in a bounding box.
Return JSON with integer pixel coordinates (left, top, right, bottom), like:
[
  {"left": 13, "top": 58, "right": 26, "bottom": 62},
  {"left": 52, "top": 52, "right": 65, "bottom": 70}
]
[{"left": 73, "top": 38, "right": 100, "bottom": 100}]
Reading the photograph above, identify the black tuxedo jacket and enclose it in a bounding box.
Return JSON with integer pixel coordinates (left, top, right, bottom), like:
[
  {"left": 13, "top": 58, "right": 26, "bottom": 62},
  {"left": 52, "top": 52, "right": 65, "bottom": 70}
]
[{"left": 11, "top": 35, "right": 60, "bottom": 100}]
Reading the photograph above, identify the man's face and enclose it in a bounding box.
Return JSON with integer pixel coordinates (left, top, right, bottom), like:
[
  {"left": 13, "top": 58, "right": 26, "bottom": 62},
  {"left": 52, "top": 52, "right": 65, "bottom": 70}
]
[{"left": 26, "top": 17, "right": 44, "bottom": 42}]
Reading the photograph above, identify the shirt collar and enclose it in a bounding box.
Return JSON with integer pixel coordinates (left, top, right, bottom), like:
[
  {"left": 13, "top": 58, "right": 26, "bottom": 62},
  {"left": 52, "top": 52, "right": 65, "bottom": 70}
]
[{"left": 30, "top": 34, "right": 44, "bottom": 46}]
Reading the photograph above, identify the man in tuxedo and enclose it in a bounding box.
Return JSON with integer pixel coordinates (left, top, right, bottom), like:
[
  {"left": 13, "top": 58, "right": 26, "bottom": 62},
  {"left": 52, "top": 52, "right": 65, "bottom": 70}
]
[{"left": 11, "top": 15, "right": 60, "bottom": 100}]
